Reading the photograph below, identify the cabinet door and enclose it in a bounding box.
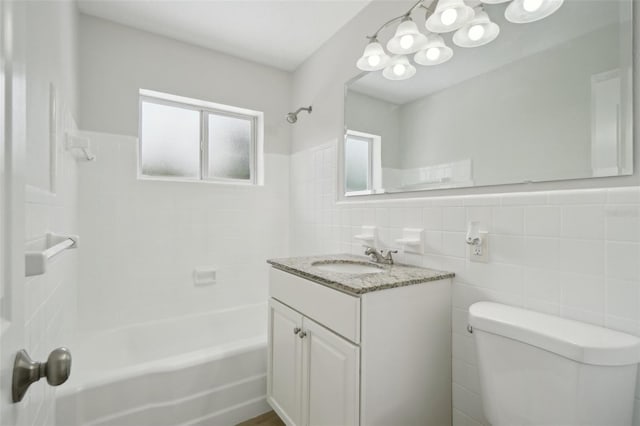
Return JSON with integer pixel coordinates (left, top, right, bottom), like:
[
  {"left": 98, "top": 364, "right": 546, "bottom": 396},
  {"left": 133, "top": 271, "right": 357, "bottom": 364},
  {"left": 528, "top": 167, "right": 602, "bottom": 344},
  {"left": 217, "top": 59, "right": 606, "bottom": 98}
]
[
  {"left": 302, "top": 318, "right": 360, "bottom": 426},
  {"left": 268, "top": 299, "right": 303, "bottom": 425}
]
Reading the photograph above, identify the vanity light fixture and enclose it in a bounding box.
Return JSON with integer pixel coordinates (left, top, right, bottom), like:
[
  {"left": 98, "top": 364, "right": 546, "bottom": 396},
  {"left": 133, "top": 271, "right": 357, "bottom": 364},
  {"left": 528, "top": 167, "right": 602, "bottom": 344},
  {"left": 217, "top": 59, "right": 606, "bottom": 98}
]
[
  {"left": 453, "top": 7, "right": 500, "bottom": 47},
  {"left": 356, "top": 38, "right": 391, "bottom": 71},
  {"left": 505, "top": 0, "right": 564, "bottom": 23},
  {"left": 414, "top": 34, "right": 453, "bottom": 65},
  {"left": 426, "top": 0, "right": 475, "bottom": 32},
  {"left": 356, "top": 0, "right": 564, "bottom": 80},
  {"left": 387, "top": 18, "right": 429, "bottom": 54},
  {"left": 382, "top": 55, "right": 417, "bottom": 80}
]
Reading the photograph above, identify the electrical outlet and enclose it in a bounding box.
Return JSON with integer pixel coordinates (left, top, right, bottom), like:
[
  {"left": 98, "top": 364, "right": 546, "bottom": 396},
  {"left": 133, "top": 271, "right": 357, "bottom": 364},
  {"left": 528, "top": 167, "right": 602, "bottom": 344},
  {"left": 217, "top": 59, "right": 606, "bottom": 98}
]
[{"left": 469, "top": 232, "right": 489, "bottom": 263}]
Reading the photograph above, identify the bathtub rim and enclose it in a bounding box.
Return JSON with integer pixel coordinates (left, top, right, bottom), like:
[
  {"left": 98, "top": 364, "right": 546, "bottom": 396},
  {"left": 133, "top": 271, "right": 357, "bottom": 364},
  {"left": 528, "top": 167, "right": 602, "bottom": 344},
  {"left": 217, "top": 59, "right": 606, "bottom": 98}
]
[
  {"left": 59, "top": 335, "right": 267, "bottom": 398},
  {"left": 59, "top": 302, "right": 268, "bottom": 398}
]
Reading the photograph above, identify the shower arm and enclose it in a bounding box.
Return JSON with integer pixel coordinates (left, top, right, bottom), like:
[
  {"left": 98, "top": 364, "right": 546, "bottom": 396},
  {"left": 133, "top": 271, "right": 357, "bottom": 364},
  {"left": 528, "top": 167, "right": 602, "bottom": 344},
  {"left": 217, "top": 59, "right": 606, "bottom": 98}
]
[
  {"left": 294, "top": 106, "right": 312, "bottom": 115},
  {"left": 365, "top": 0, "right": 438, "bottom": 41}
]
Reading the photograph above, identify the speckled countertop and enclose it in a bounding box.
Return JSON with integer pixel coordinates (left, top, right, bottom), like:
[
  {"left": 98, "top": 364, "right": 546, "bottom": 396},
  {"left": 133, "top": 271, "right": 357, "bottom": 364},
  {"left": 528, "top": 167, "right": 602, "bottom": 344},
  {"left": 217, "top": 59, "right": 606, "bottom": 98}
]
[{"left": 267, "top": 254, "right": 454, "bottom": 296}]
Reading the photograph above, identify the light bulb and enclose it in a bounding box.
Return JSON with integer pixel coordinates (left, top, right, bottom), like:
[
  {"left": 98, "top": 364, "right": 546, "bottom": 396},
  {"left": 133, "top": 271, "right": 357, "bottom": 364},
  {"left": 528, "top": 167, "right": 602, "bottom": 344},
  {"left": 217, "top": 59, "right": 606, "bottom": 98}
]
[
  {"left": 393, "top": 63, "right": 407, "bottom": 76},
  {"left": 523, "top": 0, "right": 543, "bottom": 12},
  {"left": 468, "top": 24, "right": 485, "bottom": 41},
  {"left": 367, "top": 54, "right": 381, "bottom": 67},
  {"left": 426, "top": 47, "right": 441, "bottom": 61},
  {"left": 441, "top": 8, "right": 458, "bottom": 26},
  {"left": 399, "top": 34, "right": 414, "bottom": 50}
]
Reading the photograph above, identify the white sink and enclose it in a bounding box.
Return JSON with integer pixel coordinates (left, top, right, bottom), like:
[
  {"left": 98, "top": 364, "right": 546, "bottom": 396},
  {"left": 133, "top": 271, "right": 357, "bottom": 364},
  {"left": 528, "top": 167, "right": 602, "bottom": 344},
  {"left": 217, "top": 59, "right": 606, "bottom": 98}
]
[{"left": 311, "top": 261, "right": 384, "bottom": 274}]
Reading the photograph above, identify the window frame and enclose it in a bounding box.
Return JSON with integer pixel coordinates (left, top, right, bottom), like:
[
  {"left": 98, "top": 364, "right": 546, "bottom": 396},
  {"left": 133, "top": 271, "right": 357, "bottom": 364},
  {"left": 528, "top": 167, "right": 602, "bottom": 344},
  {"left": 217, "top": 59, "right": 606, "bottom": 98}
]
[{"left": 138, "top": 91, "right": 262, "bottom": 185}]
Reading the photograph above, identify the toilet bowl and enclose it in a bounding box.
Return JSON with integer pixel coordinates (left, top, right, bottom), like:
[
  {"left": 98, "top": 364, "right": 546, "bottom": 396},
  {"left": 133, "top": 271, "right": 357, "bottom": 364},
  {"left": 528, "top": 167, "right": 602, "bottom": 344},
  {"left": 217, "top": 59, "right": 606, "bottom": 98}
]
[{"left": 469, "top": 302, "right": 640, "bottom": 426}]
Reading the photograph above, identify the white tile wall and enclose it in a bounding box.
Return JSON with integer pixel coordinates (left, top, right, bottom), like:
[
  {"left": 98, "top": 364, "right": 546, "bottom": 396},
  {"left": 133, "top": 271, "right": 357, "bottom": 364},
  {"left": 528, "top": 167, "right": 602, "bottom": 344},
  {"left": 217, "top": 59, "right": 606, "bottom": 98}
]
[
  {"left": 77, "top": 132, "right": 290, "bottom": 332},
  {"left": 290, "top": 141, "right": 640, "bottom": 425},
  {"left": 24, "top": 152, "right": 79, "bottom": 426}
]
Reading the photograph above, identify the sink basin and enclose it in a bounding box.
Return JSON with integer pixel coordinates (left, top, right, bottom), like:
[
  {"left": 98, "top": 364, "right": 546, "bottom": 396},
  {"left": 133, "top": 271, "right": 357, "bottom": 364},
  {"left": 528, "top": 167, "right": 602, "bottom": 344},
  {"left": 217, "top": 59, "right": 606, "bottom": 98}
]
[{"left": 311, "top": 260, "right": 385, "bottom": 274}]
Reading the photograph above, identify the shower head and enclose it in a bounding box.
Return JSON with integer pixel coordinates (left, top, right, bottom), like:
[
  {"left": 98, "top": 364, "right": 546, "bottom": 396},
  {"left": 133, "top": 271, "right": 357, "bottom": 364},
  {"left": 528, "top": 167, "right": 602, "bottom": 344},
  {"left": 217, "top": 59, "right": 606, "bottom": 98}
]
[{"left": 286, "top": 106, "right": 312, "bottom": 124}]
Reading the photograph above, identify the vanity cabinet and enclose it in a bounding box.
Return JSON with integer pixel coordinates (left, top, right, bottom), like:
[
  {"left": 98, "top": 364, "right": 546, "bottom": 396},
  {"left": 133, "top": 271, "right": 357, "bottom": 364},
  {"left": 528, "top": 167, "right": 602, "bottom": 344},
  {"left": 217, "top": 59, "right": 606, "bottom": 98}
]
[
  {"left": 269, "top": 299, "right": 359, "bottom": 426},
  {"left": 267, "top": 265, "right": 452, "bottom": 426}
]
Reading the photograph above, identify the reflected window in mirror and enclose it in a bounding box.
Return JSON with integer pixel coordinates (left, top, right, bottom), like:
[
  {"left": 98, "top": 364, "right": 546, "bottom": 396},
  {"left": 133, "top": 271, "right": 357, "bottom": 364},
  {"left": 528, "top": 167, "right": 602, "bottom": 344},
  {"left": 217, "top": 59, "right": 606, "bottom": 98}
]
[{"left": 345, "top": 130, "right": 382, "bottom": 195}]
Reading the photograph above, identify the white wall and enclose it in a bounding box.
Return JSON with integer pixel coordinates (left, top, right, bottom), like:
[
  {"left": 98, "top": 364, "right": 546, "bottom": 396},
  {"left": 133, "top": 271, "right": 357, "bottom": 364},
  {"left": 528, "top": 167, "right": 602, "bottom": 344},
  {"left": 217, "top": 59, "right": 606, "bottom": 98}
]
[
  {"left": 77, "top": 133, "right": 289, "bottom": 331},
  {"left": 23, "top": 1, "right": 79, "bottom": 425},
  {"left": 78, "top": 14, "right": 291, "bottom": 155},
  {"left": 76, "top": 17, "right": 292, "bottom": 331},
  {"left": 290, "top": 1, "right": 640, "bottom": 424}
]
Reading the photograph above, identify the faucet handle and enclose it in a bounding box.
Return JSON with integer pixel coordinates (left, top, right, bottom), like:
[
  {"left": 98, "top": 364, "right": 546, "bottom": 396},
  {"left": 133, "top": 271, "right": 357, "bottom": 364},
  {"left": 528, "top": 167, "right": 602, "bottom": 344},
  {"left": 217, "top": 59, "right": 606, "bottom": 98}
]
[{"left": 381, "top": 249, "right": 398, "bottom": 264}]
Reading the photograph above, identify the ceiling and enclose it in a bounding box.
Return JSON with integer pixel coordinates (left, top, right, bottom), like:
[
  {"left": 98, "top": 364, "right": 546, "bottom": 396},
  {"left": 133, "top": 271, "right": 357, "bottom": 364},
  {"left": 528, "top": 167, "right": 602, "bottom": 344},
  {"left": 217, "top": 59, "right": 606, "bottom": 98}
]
[
  {"left": 77, "top": 0, "right": 372, "bottom": 71},
  {"left": 350, "top": 0, "right": 629, "bottom": 104}
]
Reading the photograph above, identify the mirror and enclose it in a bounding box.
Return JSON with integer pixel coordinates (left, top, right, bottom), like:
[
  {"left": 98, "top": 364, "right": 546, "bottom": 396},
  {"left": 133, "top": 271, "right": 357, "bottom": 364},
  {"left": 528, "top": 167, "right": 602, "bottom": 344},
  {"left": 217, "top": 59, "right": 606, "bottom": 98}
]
[{"left": 344, "top": 0, "right": 633, "bottom": 195}]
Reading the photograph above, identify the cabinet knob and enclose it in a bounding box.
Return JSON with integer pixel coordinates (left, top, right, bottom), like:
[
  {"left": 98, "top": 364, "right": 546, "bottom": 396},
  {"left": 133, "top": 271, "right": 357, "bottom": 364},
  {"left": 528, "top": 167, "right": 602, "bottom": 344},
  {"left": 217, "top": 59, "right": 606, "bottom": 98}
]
[
  {"left": 299, "top": 331, "right": 307, "bottom": 339},
  {"left": 293, "top": 327, "right": 301, "bottom": 335}
]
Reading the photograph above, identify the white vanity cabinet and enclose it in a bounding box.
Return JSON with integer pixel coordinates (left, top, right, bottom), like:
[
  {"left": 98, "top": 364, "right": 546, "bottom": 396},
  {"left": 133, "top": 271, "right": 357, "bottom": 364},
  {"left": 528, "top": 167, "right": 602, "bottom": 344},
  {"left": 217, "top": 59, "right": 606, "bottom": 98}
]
[
  {"left": 267, "top": 266, "right": 452, "bottom": 426},
  {"left": 269, "top": 299, "right": 360, "bottom": 426}
]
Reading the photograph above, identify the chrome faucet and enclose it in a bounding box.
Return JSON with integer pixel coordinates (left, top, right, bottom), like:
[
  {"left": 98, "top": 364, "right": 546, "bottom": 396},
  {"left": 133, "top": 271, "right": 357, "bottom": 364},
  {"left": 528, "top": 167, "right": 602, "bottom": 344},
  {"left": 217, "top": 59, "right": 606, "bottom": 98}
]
[{"left": 364, "top": 246, "right": 398, "bottom": 265}]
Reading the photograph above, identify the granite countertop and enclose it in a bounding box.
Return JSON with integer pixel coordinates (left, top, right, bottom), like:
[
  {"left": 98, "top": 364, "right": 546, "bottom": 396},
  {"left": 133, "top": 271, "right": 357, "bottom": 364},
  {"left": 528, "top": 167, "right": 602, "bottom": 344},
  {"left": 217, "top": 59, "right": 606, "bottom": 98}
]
[{"left": 267, "top": 254, "right": 454, "bottom": 296}]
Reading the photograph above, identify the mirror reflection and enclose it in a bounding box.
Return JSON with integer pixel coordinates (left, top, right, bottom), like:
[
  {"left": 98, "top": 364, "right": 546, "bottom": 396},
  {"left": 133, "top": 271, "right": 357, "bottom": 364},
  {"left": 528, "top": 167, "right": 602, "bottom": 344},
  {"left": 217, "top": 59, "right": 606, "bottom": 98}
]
[{"left": 344, "top": 0, "right": 633, "bottom": 195}]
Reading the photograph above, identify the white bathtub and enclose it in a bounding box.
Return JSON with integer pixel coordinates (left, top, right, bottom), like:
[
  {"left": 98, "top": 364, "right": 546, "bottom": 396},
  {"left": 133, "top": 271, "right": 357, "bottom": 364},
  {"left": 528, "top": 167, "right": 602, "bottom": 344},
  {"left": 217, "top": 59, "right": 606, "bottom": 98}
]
[{"left": 56, "top": 303, "right": 269, "bottom": 426}]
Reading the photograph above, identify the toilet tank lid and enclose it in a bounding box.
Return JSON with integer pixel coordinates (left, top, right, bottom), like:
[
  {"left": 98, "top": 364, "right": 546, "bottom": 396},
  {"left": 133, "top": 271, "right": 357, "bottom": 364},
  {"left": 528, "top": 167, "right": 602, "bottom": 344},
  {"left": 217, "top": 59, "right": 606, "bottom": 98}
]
[{"left": 469, "top": 302, "right": 640, "bottom": 366}]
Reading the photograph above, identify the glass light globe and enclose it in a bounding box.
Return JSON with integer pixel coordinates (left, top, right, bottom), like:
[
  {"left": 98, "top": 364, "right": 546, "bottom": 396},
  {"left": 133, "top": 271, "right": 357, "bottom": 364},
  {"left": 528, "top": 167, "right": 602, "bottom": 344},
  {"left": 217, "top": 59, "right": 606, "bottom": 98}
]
[
  {"left": 468, "top": 24, "right": 485, "bottom": 41},
  {"left": 523, "top": 0, "right": 543, "bottom": 12},
  {"left": 393, "top": 63, "right": 407, "bottom": 76},
  {"left": 441, "top": 8, "right": 459, "bottom": 26},
  {"left": 367, "top": 54, "right": 381, "bottom": 67},
  {"left": 426, "top": 47, "right": 441, "bottom": 61},
  {"left": 399, "top": 34, "right": 414, "bottom": 50}
]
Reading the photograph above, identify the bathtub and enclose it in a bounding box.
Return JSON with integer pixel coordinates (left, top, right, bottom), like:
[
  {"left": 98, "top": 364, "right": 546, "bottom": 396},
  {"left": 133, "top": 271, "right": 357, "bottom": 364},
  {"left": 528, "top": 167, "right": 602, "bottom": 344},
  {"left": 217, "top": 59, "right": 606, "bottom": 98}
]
[{"left": 56, "top": 303, "right": 269, "bottom": 426}]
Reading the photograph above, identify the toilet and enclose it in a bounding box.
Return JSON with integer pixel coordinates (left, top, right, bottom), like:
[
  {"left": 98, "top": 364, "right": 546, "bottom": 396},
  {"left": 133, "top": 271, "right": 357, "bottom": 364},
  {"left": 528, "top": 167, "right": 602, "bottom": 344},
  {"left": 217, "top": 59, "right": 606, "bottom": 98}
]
[{"left": 469, "top": 302, "right": 640, "bottom": 426}]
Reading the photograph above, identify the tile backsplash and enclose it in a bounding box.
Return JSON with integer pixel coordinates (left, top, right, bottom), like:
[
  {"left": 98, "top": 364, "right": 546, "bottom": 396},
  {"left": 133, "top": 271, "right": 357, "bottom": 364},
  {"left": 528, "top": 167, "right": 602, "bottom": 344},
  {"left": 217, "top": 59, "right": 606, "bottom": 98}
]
[{"left": 290, "top": 141, "right": 640, "bottom": 425}]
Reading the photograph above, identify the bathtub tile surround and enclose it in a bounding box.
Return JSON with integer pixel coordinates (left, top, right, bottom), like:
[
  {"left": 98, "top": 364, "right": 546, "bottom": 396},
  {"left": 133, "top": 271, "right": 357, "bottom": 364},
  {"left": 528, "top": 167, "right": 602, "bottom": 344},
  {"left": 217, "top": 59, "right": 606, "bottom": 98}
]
[
  {"left": 289, "top": 141, "right": 640, "bottom": 425},
  {"left": 77, "top": 133, "right": 290, "bottom": 331},
  {"left": 268, "top": 253, "right": 454, "bottom": 295}
]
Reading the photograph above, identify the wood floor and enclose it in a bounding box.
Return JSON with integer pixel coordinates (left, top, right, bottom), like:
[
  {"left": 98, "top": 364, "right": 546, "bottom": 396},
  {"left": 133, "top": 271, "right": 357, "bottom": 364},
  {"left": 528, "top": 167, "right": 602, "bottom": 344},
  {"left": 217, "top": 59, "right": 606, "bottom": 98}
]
[{"left": 236, "top": 411, "right": 285, "bottom": 426}]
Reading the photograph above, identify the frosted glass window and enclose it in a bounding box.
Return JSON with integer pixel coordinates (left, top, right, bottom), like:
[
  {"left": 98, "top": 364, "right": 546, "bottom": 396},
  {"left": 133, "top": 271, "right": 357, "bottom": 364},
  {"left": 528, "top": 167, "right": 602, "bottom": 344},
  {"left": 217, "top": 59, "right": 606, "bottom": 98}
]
[
  {"left": 345, "top": 135, "right": 371, "bottom": 192},
  {"left": 140, "top": 101, "right": 200, "bottom": 178},
  {"left": 207, "top": 114, "right": 253, "bottom": 180},
  {"left": 139, "top": 92, "right": 261, "bottom": 184}
]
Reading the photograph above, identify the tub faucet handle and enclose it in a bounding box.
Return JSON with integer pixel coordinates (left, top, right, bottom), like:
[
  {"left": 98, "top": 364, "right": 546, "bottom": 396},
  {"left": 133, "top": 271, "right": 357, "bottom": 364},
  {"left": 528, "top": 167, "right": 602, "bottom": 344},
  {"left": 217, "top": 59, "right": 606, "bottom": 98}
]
[{"left": 293, "top": 327, "right": 301, "bottom": 335}]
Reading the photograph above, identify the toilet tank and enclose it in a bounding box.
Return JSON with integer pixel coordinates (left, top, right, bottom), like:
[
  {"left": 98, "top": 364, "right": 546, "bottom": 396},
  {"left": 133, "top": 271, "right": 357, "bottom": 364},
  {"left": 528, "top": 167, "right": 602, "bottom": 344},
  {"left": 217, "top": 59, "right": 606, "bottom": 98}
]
[{"left": 469, "top": 302, "right": 640, "bottom": 426}]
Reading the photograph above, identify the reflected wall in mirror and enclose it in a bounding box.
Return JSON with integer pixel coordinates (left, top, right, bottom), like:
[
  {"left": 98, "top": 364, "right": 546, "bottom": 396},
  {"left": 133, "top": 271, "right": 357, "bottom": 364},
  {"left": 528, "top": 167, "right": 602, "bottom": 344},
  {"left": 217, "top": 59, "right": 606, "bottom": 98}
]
[{"left": 344, "top": 0, "right": 633, "bottom": 196}]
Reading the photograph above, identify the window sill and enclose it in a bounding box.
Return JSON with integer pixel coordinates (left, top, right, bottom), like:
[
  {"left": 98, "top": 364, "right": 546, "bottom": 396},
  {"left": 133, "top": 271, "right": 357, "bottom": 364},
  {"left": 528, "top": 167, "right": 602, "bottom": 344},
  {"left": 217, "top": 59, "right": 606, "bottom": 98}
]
[
  {"left": 137, "top": 175, "right": 263, "bottom": 187},
  {"left": 345, "top": 189, "right": 385, "bottom": 197}
]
